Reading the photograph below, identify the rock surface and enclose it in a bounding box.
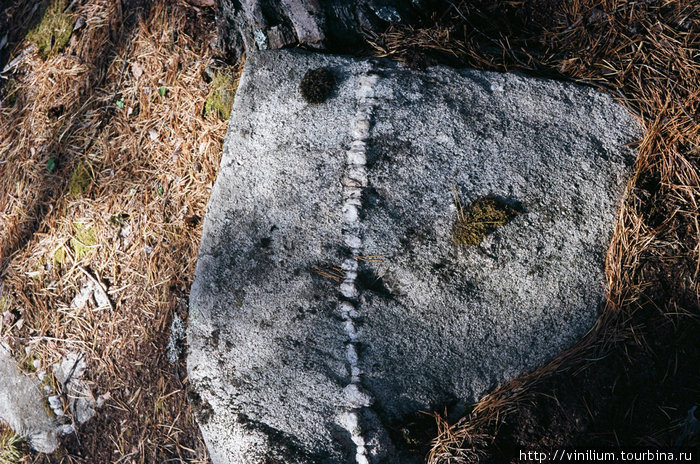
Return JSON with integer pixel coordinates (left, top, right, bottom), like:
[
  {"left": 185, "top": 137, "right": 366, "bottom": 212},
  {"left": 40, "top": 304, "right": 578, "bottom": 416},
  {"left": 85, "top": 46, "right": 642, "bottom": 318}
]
[
  {"left": 0, "top": 344, "right": 58, "bottom": 453},
  {"left": 215, "top": 0, "right": 437, "bottom": 63},
  {"left": 187, "top": 50, "right": 641, "bottom": 463}
]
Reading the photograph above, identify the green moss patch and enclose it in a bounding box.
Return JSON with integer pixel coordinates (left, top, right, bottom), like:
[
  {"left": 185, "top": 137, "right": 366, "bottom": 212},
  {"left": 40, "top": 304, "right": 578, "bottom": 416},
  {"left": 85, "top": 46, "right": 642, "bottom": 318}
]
[
  {"left": 26, "top": 0, "right": 75, "bottom": 58},
  {"left": 204, "top": 72, "right": 236, "bottom": 120},
  {"left": 452, "top": 192, "right": 521, "bottom": 247},
  {"left": 19, "top": 353, "right": 40, "bottom": 374},
  {"left": 68, "top": 160, "right": 93, "bottom": 198},
  {"left": 71, "top": 223, "right": 97, "bottom": 261},
  {"left": 53, "top": 246, "right": 66, "bottom": 265}
]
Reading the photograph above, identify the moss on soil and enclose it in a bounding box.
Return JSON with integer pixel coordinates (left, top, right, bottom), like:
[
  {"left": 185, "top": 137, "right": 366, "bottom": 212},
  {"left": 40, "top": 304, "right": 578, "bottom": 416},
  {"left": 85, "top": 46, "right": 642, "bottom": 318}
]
[
  {"left": 1, "top": 79, "right": 18, "bottom": 107},
  {"left": 39, "top": 374, "right": 58, "bottom": 420},
  {"left": 53, "top": 246, "right": 66, "bottom": 265},
  {"left": 204, "top": 72, "right": 236, "bottom": 120},
  {"left": 26, "top": 0, "right": 74, "bottom": 58},
  {"left": 18, "top": 352, "right": 39, "bottom": 374},
  {"left": 68, "top": 160, "right": 92, "bottom": 198},
  {"left": 452, "top": 192, "right": 520, "bottom": 247},
  {"left": 71, "top": 222, "right": 96, "bottom": 261}
]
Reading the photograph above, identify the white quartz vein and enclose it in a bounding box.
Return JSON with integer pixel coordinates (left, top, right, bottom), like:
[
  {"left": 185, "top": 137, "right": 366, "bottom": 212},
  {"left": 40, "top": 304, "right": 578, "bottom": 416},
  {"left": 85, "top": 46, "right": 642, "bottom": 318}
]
[{"left": 337, "top": 73, "right": 379, "bottom": 464}]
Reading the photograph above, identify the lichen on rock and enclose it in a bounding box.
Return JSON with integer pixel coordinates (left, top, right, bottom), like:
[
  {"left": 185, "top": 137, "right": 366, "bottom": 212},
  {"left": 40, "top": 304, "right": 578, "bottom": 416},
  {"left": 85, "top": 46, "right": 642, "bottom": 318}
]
[{"left": 452, "top": 191, "right": 521, "bottom": 247}]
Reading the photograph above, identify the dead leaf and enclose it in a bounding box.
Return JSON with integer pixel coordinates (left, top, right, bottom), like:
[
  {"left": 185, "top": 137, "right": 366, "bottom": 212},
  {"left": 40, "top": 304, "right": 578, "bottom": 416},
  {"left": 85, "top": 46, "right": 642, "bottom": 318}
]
[{"left": 131, "top": 62, "right": 144, "bottom": 81}]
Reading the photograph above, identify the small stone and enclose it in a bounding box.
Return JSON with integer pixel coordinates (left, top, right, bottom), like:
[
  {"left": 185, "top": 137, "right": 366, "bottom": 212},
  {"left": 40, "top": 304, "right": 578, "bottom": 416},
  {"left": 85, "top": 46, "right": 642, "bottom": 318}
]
[
  {"left": 373, "top": 6, "right": 401, "bottom": 22},
  {"left": 253, "top": 28, "right": 268, "bottom": 50},
  {"left": 70, "top": 281, "right": 94, "bottom": 309},
  {"left": 48, "top": 396, "right": 63, "bottom": 416},
  {"left": 0, "top": 345, "right": 59, "bottom": 453},
  {"left": 59, "top": 424, "right": 75, "bottom": 435},
  {"left": 73, "top": 395, "right": 95, "bottom": 424},
  {"left": 166, "top": 315, "right": 186, "bottom": 363},
  {"left": 53, "top": 353, "right": 96, "bottom": 425},
  {"left": 96, "top": 391, "right": 111, "bottom": 408},
  {"left": 72, "top": 17, "right": 86, "bottom": 32}
]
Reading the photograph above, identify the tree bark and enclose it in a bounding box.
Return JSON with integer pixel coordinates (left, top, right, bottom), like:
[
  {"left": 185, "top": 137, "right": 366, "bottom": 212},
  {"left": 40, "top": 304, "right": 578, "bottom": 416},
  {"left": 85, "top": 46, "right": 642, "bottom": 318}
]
[{"left": 216, "top": 0, "right": 439, "bottom": 63}]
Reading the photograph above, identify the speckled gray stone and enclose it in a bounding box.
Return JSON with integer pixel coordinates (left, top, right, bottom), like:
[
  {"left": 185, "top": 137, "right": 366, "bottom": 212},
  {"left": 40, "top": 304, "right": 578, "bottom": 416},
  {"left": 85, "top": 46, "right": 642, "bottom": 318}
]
[
  {"left": 0, "top": 344, "right": 58, "bottom": 453},
  {"left": 187, "top": 50, "right": 641, "bottom": 463}
]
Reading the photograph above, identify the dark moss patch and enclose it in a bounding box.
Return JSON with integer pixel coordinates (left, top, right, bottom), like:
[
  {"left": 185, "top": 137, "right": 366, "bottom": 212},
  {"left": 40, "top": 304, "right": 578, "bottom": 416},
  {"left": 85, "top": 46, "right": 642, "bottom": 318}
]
[
  {"left": 48, "top": 104, "right": 64, "bottom": 118},
  {"left": 361, "top": 186, "right": 383, "bottom": 211},
  {"left": 19, "top": 352, "right": 40, "bottom": 374},
  {"left": 26, "top": 0, "right": 74, "bottom": 58},
  {"left": 1, "top": 79, "right": 19, "bottom": 107},
  {"left": 452, "top": 192, "right": 521, "bottom": 247},
  {"left": 209, "top": 329, "right": 220, "bottom": 349},
  {"left": 404, "top": 47, "right": 438, "bottom": 70},
  {"left": 299, "top": 67, "right": 336, "bottom": 104},
  {"left": 109, "top": 213, "right": 130, "bottom": 228},
  {"left": 204, "top": 72, "right": 236, "bottom": 120},
  {"left": 390, "top": 411, "right": 439, "bottom": 460},
  {"left": 184, "top": 214, "right": 201, "bottom": 228}
]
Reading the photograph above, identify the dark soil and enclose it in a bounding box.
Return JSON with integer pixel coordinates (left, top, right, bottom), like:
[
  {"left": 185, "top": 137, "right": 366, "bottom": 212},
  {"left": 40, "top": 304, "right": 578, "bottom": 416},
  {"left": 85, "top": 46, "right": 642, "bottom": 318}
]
[
  {"left": 490, "top": 298, "right": 699, "bottom": 459},
  {"left": 0, "top": 1, "right": 36, "bottom": 70}
]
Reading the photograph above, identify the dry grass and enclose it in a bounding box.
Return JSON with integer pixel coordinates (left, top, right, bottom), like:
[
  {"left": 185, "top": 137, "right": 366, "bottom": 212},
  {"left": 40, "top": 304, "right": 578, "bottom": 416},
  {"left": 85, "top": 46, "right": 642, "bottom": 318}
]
[
  {"left": 0, "top": 423, "right": 25, "bottom": 464},
  {"left": 428, "top": 413, "right": 490, "bottom": 463},
  {"left": 368, "top": 0, "right": 699, "bottom": 461},
  {"left": 1, "top": 0, "right": 239, "bottom": 461}
]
